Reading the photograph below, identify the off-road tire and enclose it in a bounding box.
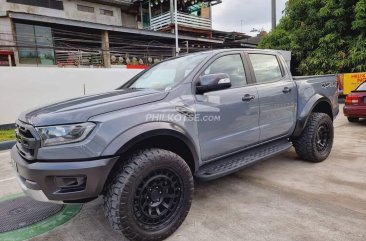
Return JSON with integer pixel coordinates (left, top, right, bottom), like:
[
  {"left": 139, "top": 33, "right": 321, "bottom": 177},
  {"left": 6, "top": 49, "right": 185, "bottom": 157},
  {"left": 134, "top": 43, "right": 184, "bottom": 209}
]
[
  {"left": 347, "top": 117, "right": 359, "bottom": 122},
  {"left": 103, "top": 148, "right": 194, "bottom": 241},
  {"left": 293, "top": 112, "right": 334, "bottom": 163}
]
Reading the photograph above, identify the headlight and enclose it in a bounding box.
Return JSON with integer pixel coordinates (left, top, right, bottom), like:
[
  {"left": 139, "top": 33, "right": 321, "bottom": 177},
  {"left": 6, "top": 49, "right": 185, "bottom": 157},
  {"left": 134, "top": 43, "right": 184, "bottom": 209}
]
[{"left": 36, "top": 123, "right": 96, "bottom": 147}]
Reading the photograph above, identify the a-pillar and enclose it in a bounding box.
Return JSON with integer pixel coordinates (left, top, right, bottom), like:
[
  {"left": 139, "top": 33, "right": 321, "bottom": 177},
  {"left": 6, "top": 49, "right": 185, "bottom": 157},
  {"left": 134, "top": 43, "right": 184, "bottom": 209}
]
[{"left": 101, "top": 30, "right": 111, "bottom": 68}]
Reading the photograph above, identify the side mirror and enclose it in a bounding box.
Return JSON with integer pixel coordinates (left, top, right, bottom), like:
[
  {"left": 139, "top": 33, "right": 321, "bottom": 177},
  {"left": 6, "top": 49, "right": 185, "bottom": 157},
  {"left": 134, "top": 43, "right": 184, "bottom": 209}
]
[{"left": 196, "top": 73, "right": 231, "bottom": 94}]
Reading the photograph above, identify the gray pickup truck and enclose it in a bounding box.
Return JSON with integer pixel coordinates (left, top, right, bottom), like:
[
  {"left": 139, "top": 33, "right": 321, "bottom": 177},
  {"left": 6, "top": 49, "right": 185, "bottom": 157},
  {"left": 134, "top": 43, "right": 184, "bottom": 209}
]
[{"left": 12, "top": 49, "right": 339, "bottom": 241}]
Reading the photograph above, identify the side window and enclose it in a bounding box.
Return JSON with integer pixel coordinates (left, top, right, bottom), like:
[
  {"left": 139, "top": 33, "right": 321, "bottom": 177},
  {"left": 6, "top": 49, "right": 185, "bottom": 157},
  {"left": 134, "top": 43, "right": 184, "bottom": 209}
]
[
  {"left": 249, "top": 54, "right": 283, "bottom": 84},
  {"left": 202, "top": 54, "right": 247, "bottom": 88}
]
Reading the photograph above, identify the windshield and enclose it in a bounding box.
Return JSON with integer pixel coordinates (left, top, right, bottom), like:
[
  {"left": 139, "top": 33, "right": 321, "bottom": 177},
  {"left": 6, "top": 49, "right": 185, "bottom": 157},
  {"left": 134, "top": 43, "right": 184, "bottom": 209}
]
[
  {"left": 356, "top": 82, "right": 366, "bottom": 91},
  {"left": 126, "top": 53, "right": 209, "bottom": 91}
]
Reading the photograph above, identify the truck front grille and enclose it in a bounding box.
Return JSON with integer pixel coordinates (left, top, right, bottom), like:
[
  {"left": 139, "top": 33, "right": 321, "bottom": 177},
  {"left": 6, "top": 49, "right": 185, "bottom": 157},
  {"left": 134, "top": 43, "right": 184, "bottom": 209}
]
[{"left": 15, "top": 121, "right": 40, "bottom": 161}]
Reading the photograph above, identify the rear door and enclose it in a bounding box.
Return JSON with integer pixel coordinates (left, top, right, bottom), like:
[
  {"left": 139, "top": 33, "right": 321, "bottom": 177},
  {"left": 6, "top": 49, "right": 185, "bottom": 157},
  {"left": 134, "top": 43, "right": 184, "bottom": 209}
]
[{"left": 247, "top": 53, "right": 297, "bottom": 141}]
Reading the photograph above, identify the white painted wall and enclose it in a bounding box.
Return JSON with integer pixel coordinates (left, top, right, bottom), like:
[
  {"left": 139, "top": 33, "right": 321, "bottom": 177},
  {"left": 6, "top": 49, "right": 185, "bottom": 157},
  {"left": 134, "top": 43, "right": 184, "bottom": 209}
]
[{"left": 0, "top": 67, "right": 142, "bottom": 125}]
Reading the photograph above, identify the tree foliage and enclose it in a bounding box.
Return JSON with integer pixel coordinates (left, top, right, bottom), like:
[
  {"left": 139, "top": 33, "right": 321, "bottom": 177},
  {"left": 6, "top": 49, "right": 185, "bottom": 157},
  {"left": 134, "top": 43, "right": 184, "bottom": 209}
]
[{"left": 258, "top": 0, "right": 366, "bottom": 75}]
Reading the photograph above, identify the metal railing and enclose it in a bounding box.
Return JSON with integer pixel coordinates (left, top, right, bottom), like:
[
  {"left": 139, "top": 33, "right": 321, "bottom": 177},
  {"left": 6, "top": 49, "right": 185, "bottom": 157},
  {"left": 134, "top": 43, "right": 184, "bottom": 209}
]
[
  {"left": 55, "top": 50, "right": 104, "bottom": 67},
  {"left": 149, "top": 12, "right": 212, "bottom": 31}
]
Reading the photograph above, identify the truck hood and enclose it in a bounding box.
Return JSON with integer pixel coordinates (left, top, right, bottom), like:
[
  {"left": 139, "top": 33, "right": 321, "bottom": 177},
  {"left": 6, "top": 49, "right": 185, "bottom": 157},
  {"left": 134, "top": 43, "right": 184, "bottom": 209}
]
[{"left": 19, "top": 89, "right": 168, "bottom": 126}]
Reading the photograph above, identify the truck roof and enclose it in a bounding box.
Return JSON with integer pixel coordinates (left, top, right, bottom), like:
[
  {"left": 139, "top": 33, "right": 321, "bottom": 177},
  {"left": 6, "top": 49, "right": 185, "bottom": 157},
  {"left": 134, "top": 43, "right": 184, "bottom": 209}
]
[
  {"left": 198, "top": 48, "right": 281, "bottom": 54},
  {"left": 177, "top": 48, "right": 291, "bottom": 65}
]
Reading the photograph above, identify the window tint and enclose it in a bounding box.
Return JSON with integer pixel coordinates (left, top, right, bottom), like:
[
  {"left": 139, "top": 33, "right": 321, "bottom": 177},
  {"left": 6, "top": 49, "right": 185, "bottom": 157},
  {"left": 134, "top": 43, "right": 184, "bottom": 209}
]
[
  {"left": 356, "top": 82, "right": 366, "bottom": 91},
  {"left": 203, "top": 54, "right": 247, "bottom": 88},
  {"left": 249, "top": 54, "right": 283, "bottom": 83}
]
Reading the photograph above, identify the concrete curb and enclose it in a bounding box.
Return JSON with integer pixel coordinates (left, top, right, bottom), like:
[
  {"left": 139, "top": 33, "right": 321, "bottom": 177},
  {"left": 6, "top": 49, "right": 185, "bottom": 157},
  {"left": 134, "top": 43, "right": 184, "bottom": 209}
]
[{"left": 0, "top": 141, "right": 16, "bottom": 151}]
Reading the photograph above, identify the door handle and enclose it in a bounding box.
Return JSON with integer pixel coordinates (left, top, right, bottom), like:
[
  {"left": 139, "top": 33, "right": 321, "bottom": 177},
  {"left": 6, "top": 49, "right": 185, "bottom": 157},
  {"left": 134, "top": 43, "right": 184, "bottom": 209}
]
[
  {"left": 283, "top": 87, "right": 292, "bottom": 94},
  {"left": 242, "top": 94, "right": 255, "bottom": 102}
]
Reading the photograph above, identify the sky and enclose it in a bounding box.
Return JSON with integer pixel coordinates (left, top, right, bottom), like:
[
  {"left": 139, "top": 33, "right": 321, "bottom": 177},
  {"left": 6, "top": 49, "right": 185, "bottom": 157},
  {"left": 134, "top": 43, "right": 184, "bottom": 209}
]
[{"left": 212, "top": 0, "right": 287, "bottom": 36}]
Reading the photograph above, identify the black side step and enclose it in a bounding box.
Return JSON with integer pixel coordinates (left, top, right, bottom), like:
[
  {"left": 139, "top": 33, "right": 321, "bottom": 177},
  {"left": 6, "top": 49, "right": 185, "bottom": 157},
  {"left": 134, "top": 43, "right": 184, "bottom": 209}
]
[{"left": 195, "top": 139, "right": 293, "bottom": 181}]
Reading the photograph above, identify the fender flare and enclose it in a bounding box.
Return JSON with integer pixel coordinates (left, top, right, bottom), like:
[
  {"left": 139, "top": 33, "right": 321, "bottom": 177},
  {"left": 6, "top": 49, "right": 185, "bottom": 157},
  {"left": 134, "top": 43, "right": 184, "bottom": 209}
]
[
  {"left": 101, "top": 122, "right": 200, "bottom": 171},
  {"left": 292, "top": 94, "right": 333, "bottom": 137}
]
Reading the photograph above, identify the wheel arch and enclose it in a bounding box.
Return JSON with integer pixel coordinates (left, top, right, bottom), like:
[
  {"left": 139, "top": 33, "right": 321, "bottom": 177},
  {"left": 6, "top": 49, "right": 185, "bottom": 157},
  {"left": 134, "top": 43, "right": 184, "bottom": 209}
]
[
  {"left": 102, "top": 122, "right": 200, "bottom": 173},
  {"left": 293, "top": 94, "right": 333, "bottom": 137}
]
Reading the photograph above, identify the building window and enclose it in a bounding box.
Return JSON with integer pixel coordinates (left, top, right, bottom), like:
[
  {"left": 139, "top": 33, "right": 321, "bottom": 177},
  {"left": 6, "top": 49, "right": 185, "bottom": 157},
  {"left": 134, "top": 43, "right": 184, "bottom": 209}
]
[
  {"left": 15, "top": 23, "right": 55, "bottom": 65},
  {"left": 100, "top": 9, "right": 113, "bottom": 16},
  {"left": 6, "top": 0, "right": 64, "bottom": 10},
  {"left": 77, "top": 4, "right": 94, "bottom": 13}
]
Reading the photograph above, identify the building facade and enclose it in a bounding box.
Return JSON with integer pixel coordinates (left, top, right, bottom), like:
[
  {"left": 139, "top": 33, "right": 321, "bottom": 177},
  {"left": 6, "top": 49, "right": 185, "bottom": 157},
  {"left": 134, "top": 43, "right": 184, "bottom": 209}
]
[{"left": 0, "top": 0, "right": 254, "bottom": 68}]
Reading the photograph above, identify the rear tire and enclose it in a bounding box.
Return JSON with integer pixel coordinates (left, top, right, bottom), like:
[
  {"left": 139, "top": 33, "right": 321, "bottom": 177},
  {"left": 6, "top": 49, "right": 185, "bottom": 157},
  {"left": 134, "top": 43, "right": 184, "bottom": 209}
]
[
  {"left": 103, "top": 148, "right": 194, "bottom": 241},
  {"left": 347, "top": 117, "right": 359, "bottom": 122},
  {"left": 293, "top": 113, "right": 334, "bottom": 163}
]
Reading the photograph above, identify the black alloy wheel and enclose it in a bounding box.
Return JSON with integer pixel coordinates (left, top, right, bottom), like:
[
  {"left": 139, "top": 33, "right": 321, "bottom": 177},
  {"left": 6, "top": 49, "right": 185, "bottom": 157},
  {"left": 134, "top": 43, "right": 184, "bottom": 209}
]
[
  {"left": 316, "top": 123, "right": 331, "bottom": 153},
  {"left": 133, "top": 169, "right": 183, "bottom": 230}
]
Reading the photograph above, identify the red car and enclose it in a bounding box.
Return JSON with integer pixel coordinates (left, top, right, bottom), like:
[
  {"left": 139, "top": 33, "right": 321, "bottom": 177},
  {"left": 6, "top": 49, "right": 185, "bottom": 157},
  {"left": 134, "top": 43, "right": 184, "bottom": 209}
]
[{"left": 344, "top": 81, "right": 366, "bottom": 122}]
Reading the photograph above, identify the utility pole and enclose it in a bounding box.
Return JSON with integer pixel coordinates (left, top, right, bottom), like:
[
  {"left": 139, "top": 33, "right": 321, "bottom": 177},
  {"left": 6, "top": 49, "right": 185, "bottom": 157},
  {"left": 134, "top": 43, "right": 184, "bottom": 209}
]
[
  {"left": 140, "top": 2, "right": 143, "bottom": 27},
  {"left": 271, "top": 0, "right": 276, "bottom": 30},
  {"left": 148, "top": 0, "right": 152, "bottom": 30},
  {"left": 174, "top": 0, "right": 180, "bottom": 56}
]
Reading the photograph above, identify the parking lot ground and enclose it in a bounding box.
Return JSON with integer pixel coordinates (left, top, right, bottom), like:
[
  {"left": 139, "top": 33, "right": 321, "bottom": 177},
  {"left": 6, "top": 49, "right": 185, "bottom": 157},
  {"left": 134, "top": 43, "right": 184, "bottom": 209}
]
[{"left": 1, "top": 111, "right": 365, "bottom": 241}]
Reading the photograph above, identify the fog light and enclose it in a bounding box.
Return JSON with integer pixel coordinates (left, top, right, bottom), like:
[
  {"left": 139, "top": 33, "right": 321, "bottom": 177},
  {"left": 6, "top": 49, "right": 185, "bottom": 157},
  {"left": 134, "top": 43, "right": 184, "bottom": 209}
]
[{"left": 54, "top": 176, "right": 86, "bottom": 189}]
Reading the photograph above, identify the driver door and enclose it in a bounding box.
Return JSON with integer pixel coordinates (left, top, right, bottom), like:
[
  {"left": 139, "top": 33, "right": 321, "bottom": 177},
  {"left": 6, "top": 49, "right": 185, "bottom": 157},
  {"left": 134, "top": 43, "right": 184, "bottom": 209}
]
[{"left": 195, "top": 53, "right": 260, "bottom": 161}]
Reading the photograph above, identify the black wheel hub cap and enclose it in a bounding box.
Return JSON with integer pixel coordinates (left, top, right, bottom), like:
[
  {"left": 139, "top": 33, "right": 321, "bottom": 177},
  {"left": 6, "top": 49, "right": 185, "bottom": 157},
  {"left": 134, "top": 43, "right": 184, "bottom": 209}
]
[
  {"left": 316, "top": 123, "right": 330, "bottom": 152},
  {"left": 133, "top": 169, "right": 183, "bottom": 228}
]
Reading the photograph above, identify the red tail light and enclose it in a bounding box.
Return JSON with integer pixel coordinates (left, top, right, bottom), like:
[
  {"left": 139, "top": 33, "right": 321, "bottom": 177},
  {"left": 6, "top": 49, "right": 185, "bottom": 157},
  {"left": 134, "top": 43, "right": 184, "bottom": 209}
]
[
  {"left": 336, "top": 76, "right": 340, "bottom": 94},
  {"left": 345, "top": 95, "right": 359, "bottom": 105}
]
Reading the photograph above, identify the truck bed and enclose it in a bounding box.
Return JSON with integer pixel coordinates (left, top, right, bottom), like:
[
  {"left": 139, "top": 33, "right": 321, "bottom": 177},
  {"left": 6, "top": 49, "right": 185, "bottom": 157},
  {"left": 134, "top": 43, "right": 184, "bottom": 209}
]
[
  {"left": 293, "top": 74, "right": 339, "bottom": 121},
  {"left": 293, "top": 74, "right": 336, "bottom": 81}
]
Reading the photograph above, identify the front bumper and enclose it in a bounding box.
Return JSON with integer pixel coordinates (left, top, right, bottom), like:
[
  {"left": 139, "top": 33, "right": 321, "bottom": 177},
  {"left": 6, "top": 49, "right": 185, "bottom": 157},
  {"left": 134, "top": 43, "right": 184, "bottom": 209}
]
[
  {"left": 11, "top": 146, "right": 119, "bottom": 203},
  {"left": 15, "top": 174, "right": 62, "bottom": 204},
  {"left": 343, "top": 105, "right": 366, "bottom": 118}
]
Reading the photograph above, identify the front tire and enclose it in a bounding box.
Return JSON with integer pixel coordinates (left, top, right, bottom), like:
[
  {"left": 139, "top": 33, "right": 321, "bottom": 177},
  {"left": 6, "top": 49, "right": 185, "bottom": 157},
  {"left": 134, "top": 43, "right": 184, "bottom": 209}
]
[
  {"left": 293, "top": 113, "right": 334, "bottom": 163},
  {"left": 103, "top": 149, "right": 194, "bottom": 241},
  {"left": 348, "top": 117, "right": 359, "bottom": 122}
]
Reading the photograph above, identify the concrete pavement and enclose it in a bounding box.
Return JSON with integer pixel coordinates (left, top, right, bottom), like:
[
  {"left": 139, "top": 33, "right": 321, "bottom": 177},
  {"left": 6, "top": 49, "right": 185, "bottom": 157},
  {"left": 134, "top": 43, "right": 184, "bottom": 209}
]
[
  {"left": 0, "top": 150, "right": 20, "bottom": 198},
  {"left": 1, "top": 113, "right": 365, "bottom": 241}
]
